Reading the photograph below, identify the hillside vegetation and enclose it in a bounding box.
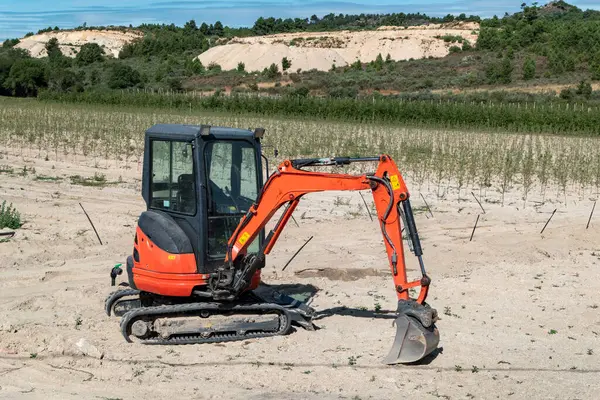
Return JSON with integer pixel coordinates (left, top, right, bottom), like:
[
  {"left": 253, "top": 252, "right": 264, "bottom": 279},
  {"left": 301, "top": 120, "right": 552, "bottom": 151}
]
[{"left": 2, "top": 1, "right": 600, "bottom": 132}]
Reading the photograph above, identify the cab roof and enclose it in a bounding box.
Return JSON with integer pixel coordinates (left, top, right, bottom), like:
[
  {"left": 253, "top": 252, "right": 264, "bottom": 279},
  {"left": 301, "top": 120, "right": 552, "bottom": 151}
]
[{"left": 145, "top": 124, "right": 256, "bottom": 140}]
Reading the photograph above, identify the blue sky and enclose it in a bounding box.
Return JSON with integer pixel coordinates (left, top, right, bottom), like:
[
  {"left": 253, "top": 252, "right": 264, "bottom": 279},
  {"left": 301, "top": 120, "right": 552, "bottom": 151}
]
[{"left": 1, "top": 1, "right": 600, "bottom": 41}]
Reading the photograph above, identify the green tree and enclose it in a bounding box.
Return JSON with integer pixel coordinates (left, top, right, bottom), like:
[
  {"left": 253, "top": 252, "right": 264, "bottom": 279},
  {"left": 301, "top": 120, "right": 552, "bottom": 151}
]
[
  {"left": 485, "top": 57, "right": 513, "bottom": 84},
  {"left": 5, "top": 58, "right": 47, "bottom": 96},
  {"left": 373, "top": 53, "right": 384, "bottom": 70},
  {"left": 184, "top": 20, "right": 198, "bottom": 32},
  {"left": 237, "top": 62, "right": 245, "bottom": 72},
  {"left": 108, "top": 64, "right": 142, "bottom": 89},
  {"left": 281, "top": 57, "right": 292, "bottom": 72},
  {"left": 200, "top": 23, "right": 209, "bottom": 35},
  {"left": 266, "top": 63, "right": 279, "bottom": 78},
  {"left": 0, "top": 48, "right": 30, "bottom": 96},
  {"left": 45, "top": 38, "right": 62, "bottom": 59},
  {"left": 522, "top": 56, "right": 536, "bottom": 80},
  {"left": 213, "top": 21, "right": 224, "bottom": 36},
  {"left": 76, "top": 43, "right": 104, "bottom": 65},
  {"left": 2, "top": 39, "right": 19, "bottom": 48}
]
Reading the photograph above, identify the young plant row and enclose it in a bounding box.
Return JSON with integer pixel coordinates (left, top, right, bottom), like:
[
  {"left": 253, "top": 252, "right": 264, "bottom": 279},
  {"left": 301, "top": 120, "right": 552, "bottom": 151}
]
[
  {"left": 38, "top": 90, "right": 600, "bottom": 136},
  {"left": 1, "top": 97, "right": 599, "bottom": 205}
]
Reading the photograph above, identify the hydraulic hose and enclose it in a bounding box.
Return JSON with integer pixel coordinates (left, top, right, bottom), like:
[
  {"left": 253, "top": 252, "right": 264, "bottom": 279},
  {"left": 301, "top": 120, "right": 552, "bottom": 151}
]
[{"left": 367, "top": 176, "right": 399, "bottom": 274}]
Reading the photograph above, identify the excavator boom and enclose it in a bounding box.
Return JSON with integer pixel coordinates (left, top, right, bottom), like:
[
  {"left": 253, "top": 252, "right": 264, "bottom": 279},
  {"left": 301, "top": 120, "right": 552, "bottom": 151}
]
[{"left": 220, "top": 155, "right": 439, "bottom": 363}]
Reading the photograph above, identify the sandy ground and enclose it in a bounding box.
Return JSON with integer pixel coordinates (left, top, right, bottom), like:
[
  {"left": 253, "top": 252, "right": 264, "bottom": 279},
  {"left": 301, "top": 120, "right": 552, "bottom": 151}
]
[
  {"left": 15, "top": 30, "right": 142, "bottom": 58},
  {"left": 0, "top": 147, "right": 599, "bottom": 400},
  {"left": 198, "top": 23, "right": 479, "bottom": 72}
]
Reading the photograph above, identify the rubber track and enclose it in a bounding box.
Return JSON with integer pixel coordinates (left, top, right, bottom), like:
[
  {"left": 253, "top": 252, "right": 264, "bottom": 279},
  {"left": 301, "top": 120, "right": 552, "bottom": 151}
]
[
  {"left": 105, "top": 289, "right": 140, "bottom": 316},
  {"left": 120, "top": 302, "right": 291, "bottom": 345}
]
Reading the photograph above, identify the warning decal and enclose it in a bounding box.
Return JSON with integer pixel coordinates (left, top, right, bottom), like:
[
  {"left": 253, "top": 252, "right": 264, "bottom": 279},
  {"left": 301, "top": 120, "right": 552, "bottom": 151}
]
[
  {"left": 238, "top": 232, "right": 251, "bottom": 246},
  {"left": 390, "top": 175, "right": 401, "bottom": 190}
]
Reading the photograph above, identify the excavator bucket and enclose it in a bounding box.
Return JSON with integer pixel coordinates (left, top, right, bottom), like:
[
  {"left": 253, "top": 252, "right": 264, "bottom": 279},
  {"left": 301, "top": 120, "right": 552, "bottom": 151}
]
[{"left": 383, "top": 307, "right": 440, "bottom": 364}]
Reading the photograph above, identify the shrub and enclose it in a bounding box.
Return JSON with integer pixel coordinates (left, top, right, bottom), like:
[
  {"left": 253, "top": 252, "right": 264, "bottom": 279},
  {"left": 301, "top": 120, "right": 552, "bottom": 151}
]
[
  {"left": 48, "top": 68, "right": 79, "bottom": 92},
  {"left": 328, "top": 86, "right": 358, "bottom": 98},
  {"left": 0, "top": 201, "right": 22, "bottom": 230},
  {"left": 290, "top": 86, "right": 309, "bottom": 97},
  {"left": 107, "top": 64, "right": 142, "bottom": 89},
  {"left": 592, "top": 64, "right": 600, "bottom": 81},
  {"left": 76, "top": 43, "right": 104, "bottom": 65},
  {"left": 185, "top": 58, "right": 204, "bottom": 75},
  {"left": 523, "top": 57, "right": 536, "bottom": 80},
  {"left": 449, "top": 45, "right": 462, "bottom": 54},
  {"left": 207, "top": 62, "right": 222, "bottom": 73},
  {"left": 288, "top": 73, "right": 301, "bottom": 83},
  {"left": 281, "top": 57, "right": 291, "bottom": 71},
  {"left": 576, "top": 81, "right": 592, "bottom": 99},
  {"left": 559, "top": 88, "right": 574, "bottom": 101},
  {"left": 440, "top": 34, "right": 464, "bottom": 43}
]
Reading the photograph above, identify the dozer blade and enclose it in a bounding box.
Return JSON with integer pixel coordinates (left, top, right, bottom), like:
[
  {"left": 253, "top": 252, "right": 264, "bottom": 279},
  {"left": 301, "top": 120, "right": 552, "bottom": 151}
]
[{"left": 383, "top": 315, "right": 439, "bottom": 365}]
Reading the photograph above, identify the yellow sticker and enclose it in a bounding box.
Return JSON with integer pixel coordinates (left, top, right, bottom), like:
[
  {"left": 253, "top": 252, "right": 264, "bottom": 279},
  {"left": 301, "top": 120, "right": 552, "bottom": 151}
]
[
  {"left": 168, "top": 255, "right": 176, "bottom": 260},
  {"left": 238, "top": 232, "right": 251, "bottom": 246},
  {"left": 390, "top": 175, "right": 401, "bottom": 190}
]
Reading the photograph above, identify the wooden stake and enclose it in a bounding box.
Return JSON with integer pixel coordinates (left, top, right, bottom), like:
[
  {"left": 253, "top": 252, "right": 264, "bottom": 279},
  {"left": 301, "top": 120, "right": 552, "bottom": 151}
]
[
  {"left": 359, "top": 192, "right": 374, "bottom": 222},
  {"left": 471, "top": 191, "right": 486, "bottom": 214},
  {"left": 419, "top": 193, "right": 434, "bottom": 218},
  {"left": 79, "top": 203, "right": 103, "bottom": 245},
  {"left": 587, "top": 201, "right": 596, "bottom": 230},
  {"left": 540, "top": 209, "right": 557, "bottom": 235},
  {"left": 282, "top": 236, "right": 313, "bottom": 271},
  {"left": 291, "top": 215, "right": 300, "bottom": 228},
  {"left": 470, "top": 214, "right": 480, "bottom": 242}
]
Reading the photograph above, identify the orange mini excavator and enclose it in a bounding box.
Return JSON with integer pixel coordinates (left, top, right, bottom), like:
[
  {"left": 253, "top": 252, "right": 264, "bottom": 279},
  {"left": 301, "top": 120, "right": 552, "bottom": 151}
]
[{"left": 105, "top": 124, "right": 439, "bottom": 364}]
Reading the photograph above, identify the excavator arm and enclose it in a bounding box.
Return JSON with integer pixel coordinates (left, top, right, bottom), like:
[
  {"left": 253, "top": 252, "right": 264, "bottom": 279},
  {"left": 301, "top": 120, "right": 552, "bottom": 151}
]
[
  {"left": 216, "top": 155, "right": 440, "bottom": 364},
  {"left": 225, "top": 155, "right": 430, "bottom": 303}
]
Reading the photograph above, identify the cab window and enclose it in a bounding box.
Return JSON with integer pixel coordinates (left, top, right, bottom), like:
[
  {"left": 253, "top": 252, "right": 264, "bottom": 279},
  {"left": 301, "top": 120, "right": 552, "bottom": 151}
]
[
  {"left": 150, "top": 140, "right": 196, "bottom": 215},
  {"left": 205, "top": 140, "right": 259, "bottom": 257}
]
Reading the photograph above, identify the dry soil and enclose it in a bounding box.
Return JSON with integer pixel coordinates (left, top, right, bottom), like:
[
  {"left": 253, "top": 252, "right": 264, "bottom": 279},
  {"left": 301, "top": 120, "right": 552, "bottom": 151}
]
[{"left": 0, "top": 147, "right": 599, "bottom": 399}]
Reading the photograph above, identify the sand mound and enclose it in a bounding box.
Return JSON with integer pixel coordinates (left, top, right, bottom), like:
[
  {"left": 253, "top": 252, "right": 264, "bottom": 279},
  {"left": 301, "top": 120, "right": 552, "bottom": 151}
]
[
  {"left": 198, "top": 22, "right": 479, "bottom": 72},
  {"left": 15, "top": 30, "right": 142, "bottom": 58}
]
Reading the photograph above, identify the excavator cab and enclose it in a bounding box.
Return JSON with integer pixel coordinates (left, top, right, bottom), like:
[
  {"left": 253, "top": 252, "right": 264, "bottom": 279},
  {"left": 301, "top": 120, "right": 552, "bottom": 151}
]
[{"left": 126, "top": 124, "right": 266, "bottom": 296}]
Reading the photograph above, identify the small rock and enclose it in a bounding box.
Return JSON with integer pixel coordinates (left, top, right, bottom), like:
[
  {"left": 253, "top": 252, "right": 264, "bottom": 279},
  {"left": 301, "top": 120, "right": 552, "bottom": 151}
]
[{"left": 75, "top": 338, "right": 104, "bottom": 359}]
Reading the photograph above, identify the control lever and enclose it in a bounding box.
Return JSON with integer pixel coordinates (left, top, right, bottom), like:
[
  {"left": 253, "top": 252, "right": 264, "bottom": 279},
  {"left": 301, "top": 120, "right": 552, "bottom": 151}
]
[{"left": 111, "top": 263, "right": 123, "bottom": 286}]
